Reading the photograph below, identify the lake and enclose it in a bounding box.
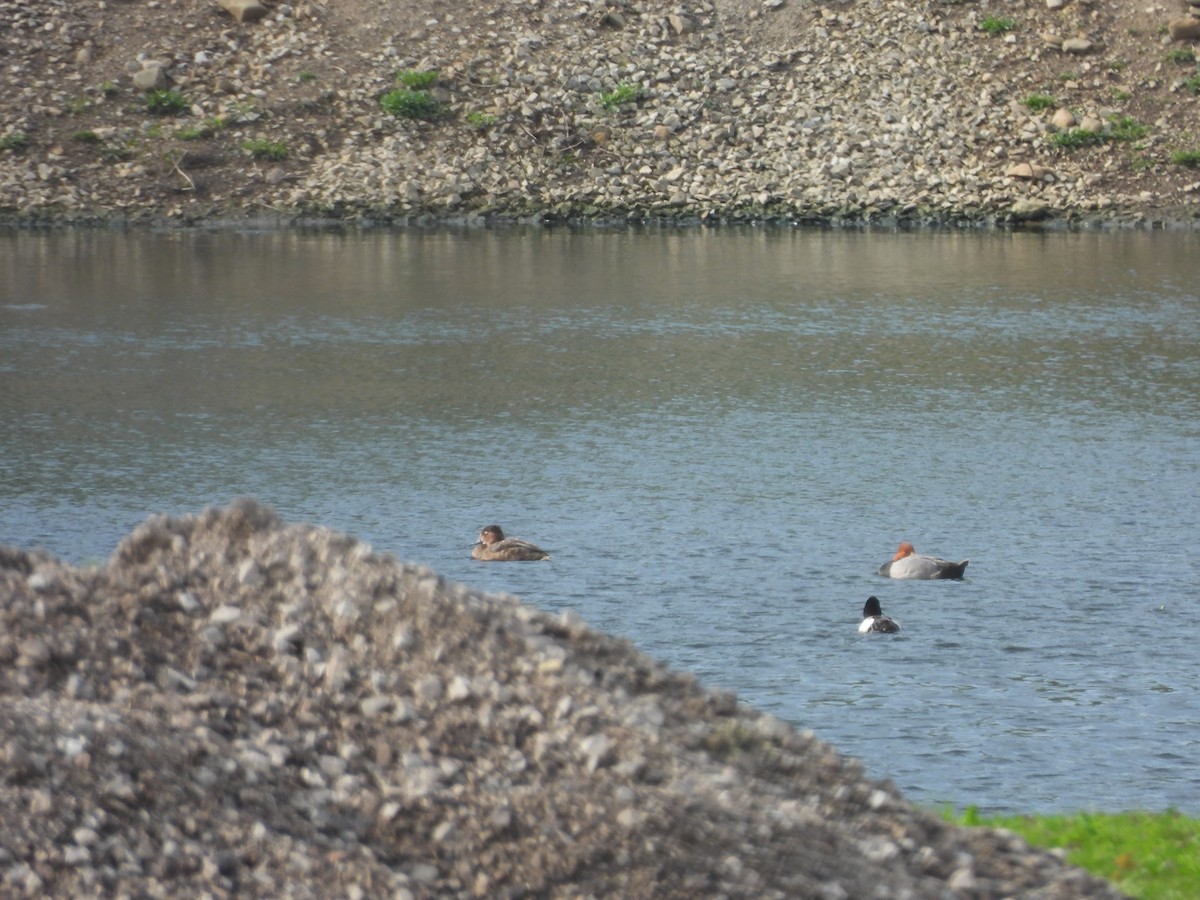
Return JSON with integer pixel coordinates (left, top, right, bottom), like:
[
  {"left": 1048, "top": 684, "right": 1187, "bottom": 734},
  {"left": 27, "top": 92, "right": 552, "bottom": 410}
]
[{"left": 2, "top": 225, "right": 1198, "bottom": 816}]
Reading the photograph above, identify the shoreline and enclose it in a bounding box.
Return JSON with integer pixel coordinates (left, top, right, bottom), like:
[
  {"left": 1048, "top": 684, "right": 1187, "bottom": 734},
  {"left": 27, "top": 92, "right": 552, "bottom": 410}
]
[{"left": 4, "top": 0, "right": 1200, "bottom": 238}]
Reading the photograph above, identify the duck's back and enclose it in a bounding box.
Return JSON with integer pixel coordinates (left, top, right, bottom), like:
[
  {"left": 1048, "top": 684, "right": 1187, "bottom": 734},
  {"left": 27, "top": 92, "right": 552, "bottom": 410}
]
[{"left": 473, "top": 538, "right": 551, "bottom": 561}]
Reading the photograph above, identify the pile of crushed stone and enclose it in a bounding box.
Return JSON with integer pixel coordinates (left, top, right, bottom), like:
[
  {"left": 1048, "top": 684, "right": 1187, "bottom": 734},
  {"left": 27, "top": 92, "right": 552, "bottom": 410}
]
[{"left": 0, "top": 500, "right": 1124, "bottom": 898}]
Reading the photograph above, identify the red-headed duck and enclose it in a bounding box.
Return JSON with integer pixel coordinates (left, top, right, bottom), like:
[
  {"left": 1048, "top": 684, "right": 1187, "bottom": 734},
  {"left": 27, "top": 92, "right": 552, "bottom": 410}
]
[
  {"left": 878, "top": 542, "right": 968, "bottom": 580},
  {"left": 859, "top": 596, "right": 900, "bottom": 633},
  {"left": 471, "top": 525, "right": 551, "bottom": 561}
]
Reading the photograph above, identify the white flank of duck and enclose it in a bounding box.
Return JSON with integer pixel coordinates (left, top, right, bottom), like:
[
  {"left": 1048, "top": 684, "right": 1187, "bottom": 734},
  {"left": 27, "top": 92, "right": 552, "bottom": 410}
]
[{"left": 878, "top": 542, "right": 968, "bottom": 580}]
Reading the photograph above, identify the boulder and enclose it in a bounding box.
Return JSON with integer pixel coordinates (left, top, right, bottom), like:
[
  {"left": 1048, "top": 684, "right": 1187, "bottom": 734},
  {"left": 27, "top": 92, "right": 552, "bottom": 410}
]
[
  {"left": 131, "top": 64, "right": 169, "bottom": 91},
  {"left": 218, "top": 0, "right": 269, "bottom": 23},
  {"left": 1168, "top": 16, "right": 1200, "bottom": 40},
  {"left": 1051, "top": 108, "right": 1077, "bottom": 130}
]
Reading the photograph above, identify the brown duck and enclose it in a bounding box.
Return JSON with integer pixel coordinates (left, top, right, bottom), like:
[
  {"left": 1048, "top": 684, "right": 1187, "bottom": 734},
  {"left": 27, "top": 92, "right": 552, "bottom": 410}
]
[{"left": 471, "top": 524, "right": 551, "bottom": 561}]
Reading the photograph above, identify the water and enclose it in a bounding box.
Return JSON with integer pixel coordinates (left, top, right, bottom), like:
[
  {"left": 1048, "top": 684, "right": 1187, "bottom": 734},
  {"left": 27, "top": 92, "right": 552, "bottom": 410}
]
[{"left": 3, "top": 226, "right": 1198, "bottom": 815}]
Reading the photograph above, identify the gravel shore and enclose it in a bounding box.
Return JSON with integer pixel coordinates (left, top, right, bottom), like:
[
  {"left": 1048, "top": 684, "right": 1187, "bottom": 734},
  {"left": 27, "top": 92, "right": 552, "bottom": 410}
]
[
  {"left": 2, "top": 0, "right": 1199, "bottom": 228},
  {"left": 0, "top": 501, "right": 1130, "bottom": 897}
]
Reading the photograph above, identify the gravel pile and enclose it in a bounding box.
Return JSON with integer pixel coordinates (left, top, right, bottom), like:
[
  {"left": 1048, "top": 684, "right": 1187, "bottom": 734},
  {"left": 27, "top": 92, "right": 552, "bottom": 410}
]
[
  {"left": 0, "top": 501, "right": 1128, "bottom": 897},
  {"left": 1, "top": 0, "right": 1198, "bottom": 227}
]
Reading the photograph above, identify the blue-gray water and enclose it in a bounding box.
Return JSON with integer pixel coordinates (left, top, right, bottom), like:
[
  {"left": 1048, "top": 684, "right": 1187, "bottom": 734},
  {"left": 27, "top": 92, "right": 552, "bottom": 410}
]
[{"left": 2, "top": 226, "right": 1198, "bottom": 815}]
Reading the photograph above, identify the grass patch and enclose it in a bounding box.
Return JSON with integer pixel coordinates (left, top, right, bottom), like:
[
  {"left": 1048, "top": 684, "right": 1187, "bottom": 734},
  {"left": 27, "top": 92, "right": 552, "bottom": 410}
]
[
  {"left": 243, "top": 138, "right": 289, "bottom": 160},
  {"left": 1164, "top": 48, "right": 1196, "bottom": 65},
  {"left": 1170, "top": 149, "right": 1200, "bottom": 167},
  {"left": 67, "top": 96, "right": 94, "bottom": 115},
  {"left": 944, "top": 808, "right": 1200, "bottom": 899},
  {"left": 144, "top": 89, "right": 189, "bottom": 116},
  {"left": 1183, "top": 74, "right": 1200, "bottom": 95},
  {"left": 295, "top": 71, "right": 318, "bottom": 84},
  {"left": 599, "top": 82, "right": 643, "bottom": 111},
  {"left": 1049, "top": 128, "right": 1105, "bottom": 150},
  {"left": 466, "top": 111, "right": 498, "bottom": 129},
  {"left": 396, "top": 68, "right": 438, "bottom": 89},
  {"left": 72, "top": 130, "right": 101, "bottom": 143},
  {"left": 979, "top": 15, "right": 1015, "bottom": 35},
  {"left": 380, "top": 88, "right": 441, "bottom": 120},
  {"left": 1049, "top": 115, "right": 1148, "bottom": 150},
  {"left": 174, "top": 124, "right": 212, "bottom": 140},
  {"left": 1022, "top": 93, "right": 1057, "bottom": 112},
  {"left": 1109, "top": 115, "right": 1147, "bottom": 142},
  {"left": 0, "top": 133, "right": 30, "bottom": 152}
]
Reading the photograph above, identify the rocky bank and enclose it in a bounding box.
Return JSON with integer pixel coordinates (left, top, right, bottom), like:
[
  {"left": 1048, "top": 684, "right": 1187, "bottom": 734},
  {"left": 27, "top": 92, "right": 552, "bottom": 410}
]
[
  {"left": 0, "top": 501, "right": 1128, "bottom": 897},
  {"left": 1, "top": 0, "right": 1200, "bottom": 228}
]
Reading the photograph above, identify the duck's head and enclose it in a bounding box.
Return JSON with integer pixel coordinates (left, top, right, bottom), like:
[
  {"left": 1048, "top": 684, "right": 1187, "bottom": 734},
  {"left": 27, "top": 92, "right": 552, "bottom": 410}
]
[
  {"left": 479, "top": 524, "right": 505, "bottom": 545},
  {"left": 893, "top": 541, "right": 916, "bottom": 560},
  {"left": 863, "top": 595, "right": 884, "bottom": 618}
]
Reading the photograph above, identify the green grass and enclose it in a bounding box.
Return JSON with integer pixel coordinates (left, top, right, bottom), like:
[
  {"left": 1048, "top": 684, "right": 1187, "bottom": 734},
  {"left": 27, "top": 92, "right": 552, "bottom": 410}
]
[
  {"left": 0, "top": 133, "right": 30, "bottom": 152},
  {"left": 1049, "top": 115, "right": 1148, "bottom": 150},
  {"left": 1170, "top": 149, "right": 1200, "bottom": 167},
  {"left": 979, "top": 15, "right": 1015, "bottom": 35},
  {"left": 1183, "top": 74, "right": 1200, "bottom": 95},
  {"left": 466, "top": 111, "right": 497, "bottom": 129},
  {"left": 242, "top": 138, "right": 289, "bottom": 160},
  {"left": 599, "top": 82, "right": 643, "bottom": 111},
  {"left": 944, "top": 809, "right": 1200, "bottom": 899},
  {"left": 380, "top": 88, "right": 441, "bottom": 120},
  {"left": 1164, "top": 47, "right": 1196, "bottom": 65},
  {"left": 1022, "top": 93, "right": 1057, "bottom": 112},
  {"left": 144, "top": 89, "right": 189, "bottom": 116},
  {"left": 396, "top": 68, "right": 437, "bottom": 89}
]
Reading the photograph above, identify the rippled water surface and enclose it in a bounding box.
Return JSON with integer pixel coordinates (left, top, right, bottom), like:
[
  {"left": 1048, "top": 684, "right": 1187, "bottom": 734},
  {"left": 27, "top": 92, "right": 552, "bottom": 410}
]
[{"left": 3, "top": 226, "right": 1198, "bottom": 815}]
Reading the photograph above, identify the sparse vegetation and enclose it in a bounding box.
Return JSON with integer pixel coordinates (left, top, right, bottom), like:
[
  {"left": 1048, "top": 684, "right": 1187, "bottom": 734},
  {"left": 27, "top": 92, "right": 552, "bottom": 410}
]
[
  {"left": 1164, "top": 48, "right": 1196, "bottom": 65},
  {"left": 1170, "top": 149, "right": 1200, "bottom": 167},
  {"left": 71, "top": 130, "right": 101, "bottom": 143},
  {"left": 144, "top": 89, "right": 189, "bottom": 116},
  {"left": 943, "top": 808, "right": 1200, "bottom": 899},
  {"left": 0, "top": 133, "right": 30, "bottom": 152},
  {"left": 1049, "top": 115, "right": 1147, "bottom": 150},
  {"left": 396, "top": 68, "right": 438, "bottom": 89},
  {"left": 1023, "top": 93, "right": 1057, "bottom": 112},
  {"left": 1049, "top": 128, "right": 1105, "bottom": 150},
  {"left": 296, "top": 71, "right": 318, "bottom": 83},
  {"left": 380, "top": 88, "right": 442, "bottom": 120},
  {"left": 174, "top": 124, "right": 213, "bottom": 141},
  {"left": 1184, "top": 74, "right": 1200, "bottom": 95},
  {"left": 466, "top": 111, "right": 498, "bottom": 129},
  {"left": 243, "top": 138, "right": 289, "bottom": 160},
  {"left": 599, "top": 82, "right": 642, "bottom": 111},
  {"left": 1109, "top": 115, "right": 1147, "bottom": 142},
  {"left": 979, "top": 15, "right": 1015, "bottom": 36}
]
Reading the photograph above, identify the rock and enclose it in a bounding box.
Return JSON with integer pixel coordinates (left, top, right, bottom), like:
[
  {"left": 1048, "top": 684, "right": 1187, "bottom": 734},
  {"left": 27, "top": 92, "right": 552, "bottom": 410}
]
[
  {"left": 1061, "top": 37, "right": 1093, "bottom": 54},
  {"left": 1169, "top": 16, "right": 1200, "bottom": 40},
  {"left": 668, "top": 13, "right": 696, "bottom": 35},
  {"left": 131, "top": 64, "right": 168, "bottom": 92},
  {"left": 1051, "top": 108, "right": 1076, "bottom": 130},
  {"left": 1010, "top": 199, "right": 1053, "bottom": 221},
  {"left": 218, "top": 0, "right": 269, "bottom": 23},
  {"left": 1006, "top": 162, "right": 1055, "bottom": 180}
]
